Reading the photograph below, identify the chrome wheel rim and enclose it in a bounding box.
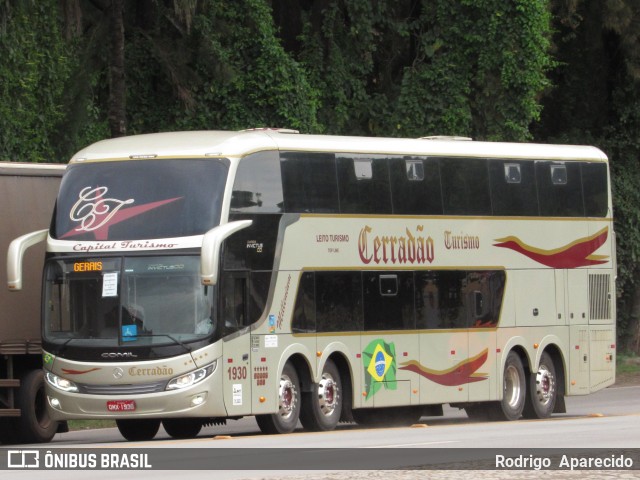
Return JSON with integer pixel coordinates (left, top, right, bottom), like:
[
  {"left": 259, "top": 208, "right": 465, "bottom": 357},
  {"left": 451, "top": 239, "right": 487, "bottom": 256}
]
[
  {"left": 317, "top": 372, "right": 338, "bottom": 417},
  {"left": 278, "top": 374, "right": 297, "bottom": 420},
  {"left": 534, "top": 365, "right": 555, "bottom": 407},
  {"left": 504, "top": 364, "right": 522, "bottom": 409}
]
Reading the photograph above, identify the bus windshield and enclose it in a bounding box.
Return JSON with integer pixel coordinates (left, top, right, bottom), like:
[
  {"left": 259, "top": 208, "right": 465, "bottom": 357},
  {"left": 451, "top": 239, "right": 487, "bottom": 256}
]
[
  {"left": 52, "top": 159, "right": 228, "bottom": 241},
  {"left": 43, "top": 256, "right": 216, "bottom": 347}
]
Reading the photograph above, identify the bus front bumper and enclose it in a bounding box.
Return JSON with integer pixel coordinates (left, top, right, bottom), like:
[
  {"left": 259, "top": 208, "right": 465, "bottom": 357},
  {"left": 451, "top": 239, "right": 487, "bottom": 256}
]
[{"left": 44, "top": 364, "right": 227, "bottom": 420}]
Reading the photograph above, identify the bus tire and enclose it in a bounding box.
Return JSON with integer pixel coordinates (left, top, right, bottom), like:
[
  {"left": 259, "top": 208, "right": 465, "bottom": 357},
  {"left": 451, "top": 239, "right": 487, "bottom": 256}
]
[
  {"left": 116, "top": 419, "right": 160, "bottom": 441},
  {"left": 15, "top": 369, "right": 58, "bottom": 443},
  {"left": 300, "top": 359, "right": 342, "bottom": 432},
  {"left": 255, "top": 362, "right": 300, "bottom": 434},
  {"left": 523, "top": 352, "right": 557, "bottom": 419},
  {"left": 494, "top": 351, "right": 526, "bottom": 421},
  {"left": 162, "top": 418, "right": 203, "bottom": 439}
]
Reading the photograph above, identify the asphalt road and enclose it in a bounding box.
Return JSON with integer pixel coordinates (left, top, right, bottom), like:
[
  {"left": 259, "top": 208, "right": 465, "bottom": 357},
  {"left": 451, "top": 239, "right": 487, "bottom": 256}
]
[{"left": 3, "top": 385, "right": 639, "bottom": 480}]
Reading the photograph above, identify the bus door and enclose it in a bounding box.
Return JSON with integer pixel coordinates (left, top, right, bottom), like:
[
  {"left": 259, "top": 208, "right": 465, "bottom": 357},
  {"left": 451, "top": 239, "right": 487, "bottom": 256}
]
[
  {"left": 361, "top": 272, "right": 419, "bottom": 408},
  {"left": 467, "top": 271, "right": 502, "bottom": 402},
  {"left": 219, "top": 271, "right": 252, "bottom": 415},
  {"left": 415, "top": 271, "right": 468, "bottom": 405},
  {"left": 587, "top": 267, "right": 616, "bottom": 390},
  {"left": 567, "top": 269, "right": 590, "bottom": 393}
]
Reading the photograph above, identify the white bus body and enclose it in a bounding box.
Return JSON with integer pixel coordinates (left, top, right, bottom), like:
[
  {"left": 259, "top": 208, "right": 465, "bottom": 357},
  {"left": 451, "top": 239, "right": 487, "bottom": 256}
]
[{"left": 7, "top": 130, "right": 615, "bottom": 440}]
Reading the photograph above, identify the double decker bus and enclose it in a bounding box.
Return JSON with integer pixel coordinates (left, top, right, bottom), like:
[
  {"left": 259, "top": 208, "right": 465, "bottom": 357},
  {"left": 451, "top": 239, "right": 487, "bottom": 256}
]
[{"left": 7, "top": 129, "right": 616, "bottom": 440}]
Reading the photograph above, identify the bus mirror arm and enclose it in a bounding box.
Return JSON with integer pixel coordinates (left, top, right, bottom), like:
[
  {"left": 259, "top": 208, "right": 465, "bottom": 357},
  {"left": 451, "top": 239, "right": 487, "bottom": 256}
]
[
  {"left": 7, "top": 229, "right": 48, "bottom": 291},
  {"left": 201, "top": 220, "right": 253, "bottom": 286}
]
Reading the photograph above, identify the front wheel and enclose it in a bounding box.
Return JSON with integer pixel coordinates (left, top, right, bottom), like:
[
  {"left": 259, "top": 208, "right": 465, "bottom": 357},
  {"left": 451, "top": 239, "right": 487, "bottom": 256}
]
[
  {"left": 15, "top": 369, "right": 58, "bottom": 443},
  {"left": 162, "top": 418, "right": 203, "bottom": 439},
  {"left": 300, "top": 359, "right": 342, "bottom": 432},
  {"left": 523, "top": 352, "right": 557, "bottom": 419},
  {"left": 255, "top": 362, "right": 301, "bottom": 434},
  {"left": 116, "top": 419, "right": 161, "bottom": 441}
]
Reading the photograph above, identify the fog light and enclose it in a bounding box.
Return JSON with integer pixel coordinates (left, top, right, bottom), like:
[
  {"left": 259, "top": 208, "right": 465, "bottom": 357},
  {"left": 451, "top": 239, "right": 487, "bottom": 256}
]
[
  {"left": 48, "top": 396, "right": 61, "bottom": 409},
  {"left": 191, "top": 393, "right": 207, "bottom": 406}
]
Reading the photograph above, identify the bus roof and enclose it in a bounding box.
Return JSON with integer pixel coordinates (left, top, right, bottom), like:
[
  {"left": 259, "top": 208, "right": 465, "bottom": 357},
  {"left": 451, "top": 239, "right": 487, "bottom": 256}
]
[{"left": 69, "top": 129, "right": 608, "bottom": 164}]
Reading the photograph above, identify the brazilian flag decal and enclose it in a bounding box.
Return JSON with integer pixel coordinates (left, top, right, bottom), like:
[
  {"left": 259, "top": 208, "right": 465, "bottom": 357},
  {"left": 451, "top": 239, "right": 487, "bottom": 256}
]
[
  {"left": 43, "top": 353, "right": 54, "bottom": 366},
  {"left": 363, "top": 339, "right": 397, "bottom": 400}
]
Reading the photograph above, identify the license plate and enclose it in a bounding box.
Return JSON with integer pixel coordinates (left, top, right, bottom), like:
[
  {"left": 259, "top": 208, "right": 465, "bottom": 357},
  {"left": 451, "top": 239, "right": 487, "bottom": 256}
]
[{"left": 107, "top": 400, "right": 136, "bottom": 412}]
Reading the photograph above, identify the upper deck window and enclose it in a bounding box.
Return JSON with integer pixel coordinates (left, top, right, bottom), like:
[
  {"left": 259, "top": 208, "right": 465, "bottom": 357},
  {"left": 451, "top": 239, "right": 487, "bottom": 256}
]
[
  {"left": 53, "top": 159, "right": 228, "bottom": 241},
  {"left": 337, "top": 154, "right": 392, "bottom": 214},
  {"left": 440, "top": 158, "right": 491, "bottom": 215},
  {"left": 281, "top": 152, "right": 339, "bottom": 213},
  {"left": 231, "top": 151, "right": 283, "bottom": 213},
  {"left": 537, "top": 161, "right": 583, "bottom": 217}
]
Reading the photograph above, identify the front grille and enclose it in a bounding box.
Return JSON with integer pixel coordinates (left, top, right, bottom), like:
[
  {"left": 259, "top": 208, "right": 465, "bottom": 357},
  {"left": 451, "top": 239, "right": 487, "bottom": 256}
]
[{"left": 77, "top": 380, "right": 167, "bottom": 395}]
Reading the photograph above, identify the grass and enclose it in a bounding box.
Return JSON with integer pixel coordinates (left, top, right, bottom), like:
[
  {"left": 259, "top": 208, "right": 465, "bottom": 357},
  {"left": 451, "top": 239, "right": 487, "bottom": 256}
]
[
  {"left": 617, "top": 352, "right": 640, "bottom": 375},
  {"left": 68, "top": 419, "right": 116, "bottom": 431}
]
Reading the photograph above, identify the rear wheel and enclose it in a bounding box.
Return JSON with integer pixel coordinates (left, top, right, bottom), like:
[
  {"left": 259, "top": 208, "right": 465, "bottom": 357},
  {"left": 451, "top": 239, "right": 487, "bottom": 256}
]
[
  {"left": 255, "top": 362, "right": 300, "bottom": 434},
  {"left": 300, "top": 359, "right": 342, "bottom": 432},
  {"left": 116, "top": 419, "right": 161, "bottom": 441},
  {"left": 15, "top": 369, "right": 58, "bottom": 443},
  {"left": 493, "top": 351, "right": 526, "bottom": 421},
  {"left": 523, "top": 352, "right": 557, "bottom": 419},
  {"left": 162, "top": 418, "right": 203, "bottom": 439}
]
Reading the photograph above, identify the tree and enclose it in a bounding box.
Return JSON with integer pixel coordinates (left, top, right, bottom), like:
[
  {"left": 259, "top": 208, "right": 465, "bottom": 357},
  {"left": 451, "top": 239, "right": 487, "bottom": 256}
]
[
  {"left": 286, "top": 0, "right": 553, "bottom": 140},
  {"left": 0, "top": 0, "right": 74, "bottom": 162},
  {"left": 534, "top": 0, "right": 640, "bottom": 352},
  {"left": 108, "top": 0, "right": 126, "bottom": 137}
]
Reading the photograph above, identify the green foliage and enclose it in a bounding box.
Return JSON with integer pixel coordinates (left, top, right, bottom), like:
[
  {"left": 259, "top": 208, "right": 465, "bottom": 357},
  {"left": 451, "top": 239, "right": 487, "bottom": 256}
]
[
  {"left": 0, "top": 0, "right": 75, "bottom": 162},
  {"left": 126, "top": 0, "right": 320, "bottom": 134},
  {"left": 534, "top": 0, "right": 640, "bottom": 349},
  {"left": 1, "top": 0, "right": 638, "bottom": 350},
  {"left": 295, "top": 0, "right": 554, "bottom": 140},
  {"left": 602, "top": 81, "right": 640, "bottom": 348},
  {"left": 0, "top": 0, "right": 554, "bottom": 159}
]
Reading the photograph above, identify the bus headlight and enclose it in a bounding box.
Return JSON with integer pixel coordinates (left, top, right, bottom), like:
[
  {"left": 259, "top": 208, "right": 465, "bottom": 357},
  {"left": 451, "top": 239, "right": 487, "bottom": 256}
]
[
  {"left": 166, "top": 361, "right": 216, "bottom": 391},
  {"left": 45, "top": 371, "right": 79, "bottom": 393}
]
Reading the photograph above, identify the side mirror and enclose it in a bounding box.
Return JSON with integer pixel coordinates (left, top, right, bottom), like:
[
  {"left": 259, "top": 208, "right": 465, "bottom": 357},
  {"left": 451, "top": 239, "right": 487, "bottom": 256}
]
[
  {"left": 201, "top": 220, "right": 252, "bottom": 286},
  {"left": 7, "top": 229, "right": 48, "bottom": 291}
]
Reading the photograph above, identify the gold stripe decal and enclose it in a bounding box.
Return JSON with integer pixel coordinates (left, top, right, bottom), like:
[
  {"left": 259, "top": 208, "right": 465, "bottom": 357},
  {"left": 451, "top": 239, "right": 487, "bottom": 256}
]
[
  {"left": 493, "top": 227, "right": 609, "bottom": 268},
  {"left": 399, "top": 349, "right": 488, "bottom": 386}
]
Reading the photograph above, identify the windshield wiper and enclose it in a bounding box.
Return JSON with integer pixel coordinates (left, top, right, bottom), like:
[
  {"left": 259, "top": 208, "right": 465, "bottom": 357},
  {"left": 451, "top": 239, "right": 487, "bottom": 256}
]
[{"left": 120, "top": 333, "right": 193, "bottom": 353}]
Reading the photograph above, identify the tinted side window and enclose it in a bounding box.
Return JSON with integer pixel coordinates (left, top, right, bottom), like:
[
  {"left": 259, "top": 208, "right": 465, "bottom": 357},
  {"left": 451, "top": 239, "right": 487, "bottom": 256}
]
[
  {"left": 316, "top": 272, "right": 362, "bottom": 332},
  {"left": 249, "top": 271, "right": 271, "bottom": 324},
  {"left": 415, "top": 270, "right": 505, "bottom": 329},
  {"left": 466, "top": 271, "right": 505, "bottom": 328},
  {"left": 537, "top": 161, "right": 584, "bottom": 216},
  {"left": 390, "top": 157, "right": 443, "bottom": 215},
  {"left": 223, "top": 215, "right": 280, "bottom": 271},
  {"left": 489, "top": 160, "right": 538, "bottom": 216},
  {"left": 363, "top": 272, "right": 415, "bottom": 331},
  {"left": 582, "top": 162, "right": 608, "bottom": 217},
  {"left": 337, "top": 155, "right": 392, "bottom": 214},
  {"left": 441, "top": 158, "right": 491, "bottom": 215},
  {"left": 292, "top": 272, "right": 316, "bottom": 333},
  {"left": 281, "top": 152, "right": 339, "bottom": 213},
  {"left": 231, "top": 151, "right": 283, "bottom": 213}
]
